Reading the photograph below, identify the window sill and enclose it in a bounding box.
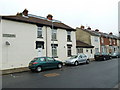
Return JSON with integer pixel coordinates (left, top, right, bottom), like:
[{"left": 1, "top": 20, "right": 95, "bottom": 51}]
[
  {"left": 52, "top": 56, "right": 58, "bottom": 58},
  {"left": 51, "top": 39, "right": 58, "bottom": 41},
  {"left": 37, "top": 37, "right": 43, "bottom": 39},
  {"left": 67, "top": 40, "right": 72, "bottom": 42}
]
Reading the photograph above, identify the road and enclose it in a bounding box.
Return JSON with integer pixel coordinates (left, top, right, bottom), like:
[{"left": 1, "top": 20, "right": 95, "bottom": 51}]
[{"left": 2, "top": 58, "right": 119, "bottom": 88}]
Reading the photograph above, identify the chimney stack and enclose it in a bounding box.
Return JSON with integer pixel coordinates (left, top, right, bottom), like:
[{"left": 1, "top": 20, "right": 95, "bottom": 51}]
[
  {"left": 109, "top": 32, "right": 113, "bottom": 35},
  {"left": 80, "top": 25, "right": 85, "bottom": 29},
  {"left": 22, "top": 9, "right": 28, "bottom": 16},
  {"left": 95, "top": 29, "right": 99, "bottom": 32},
  {"left": 47, "top": 14, "right": 53, "bottom": 20},
  {"left": 87, "top": 27, "right": 91, "bottom": 30}
]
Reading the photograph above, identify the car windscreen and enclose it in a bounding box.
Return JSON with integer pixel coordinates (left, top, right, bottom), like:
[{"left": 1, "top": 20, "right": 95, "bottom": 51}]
[{"left": 70, "top": 55, "right": 78, "bottom": 59}]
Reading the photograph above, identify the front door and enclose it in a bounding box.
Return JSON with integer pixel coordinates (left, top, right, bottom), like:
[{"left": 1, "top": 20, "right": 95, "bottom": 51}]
[{"left": 38, "top": 48, "right": 42, "bottom": 57}]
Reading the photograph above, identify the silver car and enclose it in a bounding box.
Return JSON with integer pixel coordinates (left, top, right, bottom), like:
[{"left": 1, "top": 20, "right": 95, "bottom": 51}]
[{"left": 65, "top": 53, "right": 90, "bottom": 66}]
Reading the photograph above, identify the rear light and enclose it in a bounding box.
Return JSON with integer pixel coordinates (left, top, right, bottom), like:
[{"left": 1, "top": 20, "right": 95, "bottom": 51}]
[{"left": 33, "top": 62, "right": 38, "bottom": 64}]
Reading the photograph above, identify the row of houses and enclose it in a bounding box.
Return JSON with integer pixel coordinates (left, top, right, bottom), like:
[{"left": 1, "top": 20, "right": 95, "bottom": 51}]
[{"left": 0, "top": 9, "right": 120, "bottom": 70}]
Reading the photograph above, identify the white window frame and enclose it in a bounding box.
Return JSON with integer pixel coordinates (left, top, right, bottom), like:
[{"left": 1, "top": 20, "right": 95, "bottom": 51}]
[
  {"left": 51, "top": 29, "right": 57, "bottom": 41},
  {"left": 37, "top": 27, "right": 42, "bottom": 38}
]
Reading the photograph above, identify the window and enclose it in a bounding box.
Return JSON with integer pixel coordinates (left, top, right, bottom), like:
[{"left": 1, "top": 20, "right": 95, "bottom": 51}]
[
  {"left": 77, "top": 48, "right": 83, "bottom": 54},
  {"left": 95, "top": 48, "right": 99, "bottom": 53},
  {"left": 36, "top": 41, "right": 44, "bottom": 49},
  {"left": 67, "top": 31, "right": 71, "bottom": 42},
  {"left": 91, "top": 49, "right": 93, "bottom": 54},
  {"left": 37, "top": 27, "right": 42, "bottom": 38},
  {"left": 51, "top": 29, "right": 57, "bottom": 41},
  {"left": 86, "top": 49, "right": 89, "bottom": 52},
  {"left": 39, "top": 58, "right": 45, "bottom": 62},
  {"left": 67, "top": 46, "right": 72, "bottom": 57},
  {"left": 46, "top": 57, "right": 54, "bottom": 61},
  {"left": 94, "top": 37, "right": 98, "bottom": 42},
  {"left": 52, "top": 44, "right": 58, "bottom": 58}
]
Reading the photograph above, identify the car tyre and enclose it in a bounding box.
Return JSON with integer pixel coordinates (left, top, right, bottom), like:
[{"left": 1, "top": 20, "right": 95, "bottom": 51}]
[
  {"left": 58, "top": 63, "right": 62, "bottom": 69},
  {"left": 86, "top": 60, "right": 90, "bottom": 64},
  {"left": 36, "top": 66, "right": 42, "bottom": 72},
  {"left": 74, "top": 61, "right": 78, "bottom": 66}
]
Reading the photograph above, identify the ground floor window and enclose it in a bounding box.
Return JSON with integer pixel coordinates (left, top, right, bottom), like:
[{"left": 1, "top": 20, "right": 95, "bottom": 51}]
[
  {"left": 51, "top": 44, "right": 58, "bottom": 58},
  {"left": 95, "top": 48, "right": 99, "bottom": 53},
  {"left": 67, "top": 46, "right": 72, "bottom": 57},
  {"left": 77, "top": 48, "right": 83, "bottom": 54},
  {"left": 36, "top": 41, "right": 44, "bottom": 49}
]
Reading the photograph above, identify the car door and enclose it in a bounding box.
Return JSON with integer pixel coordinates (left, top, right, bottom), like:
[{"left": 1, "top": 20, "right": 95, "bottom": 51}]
[
  {"left": 82, "top": 54, "right": 87, "bottom": 63},
  {"left": 45, "top": 57, "right": 57, "bottom": 68},
  {"left": 78, "top": 55, "right": 84, "bottom": 63}
]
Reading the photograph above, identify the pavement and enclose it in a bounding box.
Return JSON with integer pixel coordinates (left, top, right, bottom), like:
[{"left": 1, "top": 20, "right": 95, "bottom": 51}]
[{"left": 2, "top": 67, "right": 30, "bottom": 75}]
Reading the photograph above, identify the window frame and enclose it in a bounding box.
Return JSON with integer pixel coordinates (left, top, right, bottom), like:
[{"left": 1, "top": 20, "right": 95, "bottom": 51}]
[
  {"left": 67, "top": 31, "right": 72, "bottom": 42},
  {"left": 37, "top": 27, "right": 43, "bottom": 38}
]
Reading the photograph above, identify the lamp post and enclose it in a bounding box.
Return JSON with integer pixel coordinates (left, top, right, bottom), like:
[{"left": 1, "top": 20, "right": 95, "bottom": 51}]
[{"left": 52, "top": 20, "right": 54, "bottom": 58}]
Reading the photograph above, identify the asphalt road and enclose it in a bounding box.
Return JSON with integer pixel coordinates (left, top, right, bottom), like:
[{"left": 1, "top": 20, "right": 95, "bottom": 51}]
[{"left": 2, "top": 58, "right": 119, "bottom": 88}]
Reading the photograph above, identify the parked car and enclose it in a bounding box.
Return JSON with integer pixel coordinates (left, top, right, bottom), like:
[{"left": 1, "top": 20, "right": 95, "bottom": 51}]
[
  {"left": 94, "top": 52, "right": 111, "bottom": 61},
  {"left": 29, "top": 57, "right": 63, "bottom": 72},
  {"left": 65, "top": 53, "right": 90, "bottom": 66},
  {"left": 110, "top": 52, "right": 120, "bottom": 58}
]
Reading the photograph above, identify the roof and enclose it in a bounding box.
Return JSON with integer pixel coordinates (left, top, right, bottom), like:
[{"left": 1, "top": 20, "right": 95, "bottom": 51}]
[
  {"left": 2, "top": 15, "right": 75, "bottom": 31},
  {"left": 79, "top": 28, "right": 100, "bottom": 36},
  {"left": 78, "top": 28, "right": 118, "bottom": 39},
  {"left": 76, "top": 40, "right": 94, "bottom": 48}
]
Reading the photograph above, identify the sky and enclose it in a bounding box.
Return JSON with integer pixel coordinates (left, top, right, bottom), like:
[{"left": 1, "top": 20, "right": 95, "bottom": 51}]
[{"left": 0, "top": 0, "right": 119, "bottom": 36}]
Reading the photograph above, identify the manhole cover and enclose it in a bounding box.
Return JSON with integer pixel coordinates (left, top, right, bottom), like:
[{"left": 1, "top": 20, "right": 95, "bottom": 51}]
[{"left": 44, "top": 73, "right": 60, "bottom": 77}]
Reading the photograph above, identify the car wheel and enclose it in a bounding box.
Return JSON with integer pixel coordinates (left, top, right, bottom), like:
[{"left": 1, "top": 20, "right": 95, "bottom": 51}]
[
  {"left": 36, "top": 66, "right": 42, "bottom": 72},
  {"left": 86, "top": 60, "right": 90, "bottom": 64},
  {"left": 58, "top": 64, "right": 62, "bottom": 69},
  {"left": 74, "top": 61, "right": 78, "bottom": 66},
  {"left": 117, "top": 56, "right": 119, "bottom": 58}
]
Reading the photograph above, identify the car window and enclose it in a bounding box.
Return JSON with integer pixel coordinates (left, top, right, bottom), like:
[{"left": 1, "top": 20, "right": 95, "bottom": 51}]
[
  {"left": 79, "top": 55, "right": 82, "bottom": 58},
  {"left": 39, "top": 58, "right": 45, "bottom": 61},
  {"left": 70, "top": 55, "right": 78, "bottom": 59},
  {"left": 46, "top": 57, "right": 54, "bottom": 61}
]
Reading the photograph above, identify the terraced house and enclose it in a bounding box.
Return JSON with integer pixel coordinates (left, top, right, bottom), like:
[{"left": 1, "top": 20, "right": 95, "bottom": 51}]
[
  {"left": 76, "top": 26, "right": 101, "bottom": 59},
  {"left": 0, "top": 9, "right": 76, "bottom": 70}
]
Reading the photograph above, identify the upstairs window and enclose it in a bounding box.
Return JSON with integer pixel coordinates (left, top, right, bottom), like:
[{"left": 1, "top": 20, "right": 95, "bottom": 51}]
[
  {"left": 37, "top": 27, "right": 42, "bottom": 38},
  {"left": 67, "top": 31, "right": 72, "bottom": 42},
  {"left": 94, "top": 37, "right": 98, "bottom": 42},
  {"left": 51, "top": 29, "right": 57, "bottom": 41}
]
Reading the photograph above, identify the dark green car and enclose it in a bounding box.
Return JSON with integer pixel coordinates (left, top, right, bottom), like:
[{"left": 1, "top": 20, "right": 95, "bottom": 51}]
[{"left": 29, "top": 57, "right": 63, "bottom": 72}]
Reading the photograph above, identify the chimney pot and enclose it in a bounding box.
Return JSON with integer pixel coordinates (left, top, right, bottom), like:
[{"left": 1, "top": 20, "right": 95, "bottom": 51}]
[
  {"left": 109, "top": 32, "right": 113, "bottom": 35},
  {"left": 80, "top": 25, "right": 85, "bottom": 29},
  {"left": 47, "top": 14, "right": 53, "bottom": 20},
  {"left": 87, "top": 27, "right": 91, "bottom": 30},
  {"left": 22, "top": 9, "right": 28, "bottom": 16},
  {"left": 95, "top": 29, "right": 99, "bottom": 32}
]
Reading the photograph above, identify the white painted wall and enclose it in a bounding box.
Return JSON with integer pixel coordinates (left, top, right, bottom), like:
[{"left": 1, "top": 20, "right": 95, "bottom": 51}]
[
  {"left": 83, "top": 48, "right": 93, "bottom": 58},
  {"left": 2, "top": 19, "right": 76, "bottom": 70},
  {"left": 91, "top": 36, "right": 100, "bottom": 58},
  {"left": 2, "top": 20, "right": 37, "bottom": 70},
  {"left": 0, "top": 18, "right": 2, "bottom": 70},
  {"left": 71, "top": 31, "right": 77, "bottom": 56}
]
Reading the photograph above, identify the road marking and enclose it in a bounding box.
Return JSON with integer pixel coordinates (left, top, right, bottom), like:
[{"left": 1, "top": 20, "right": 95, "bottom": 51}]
[{"left": 44, "top": 73, "right": 60, "bottom": 77}]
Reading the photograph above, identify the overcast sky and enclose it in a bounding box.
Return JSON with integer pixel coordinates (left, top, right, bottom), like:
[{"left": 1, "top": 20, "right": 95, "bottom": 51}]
[{"left": 0, "top": 0, "right": 119, "bottom": 36}]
